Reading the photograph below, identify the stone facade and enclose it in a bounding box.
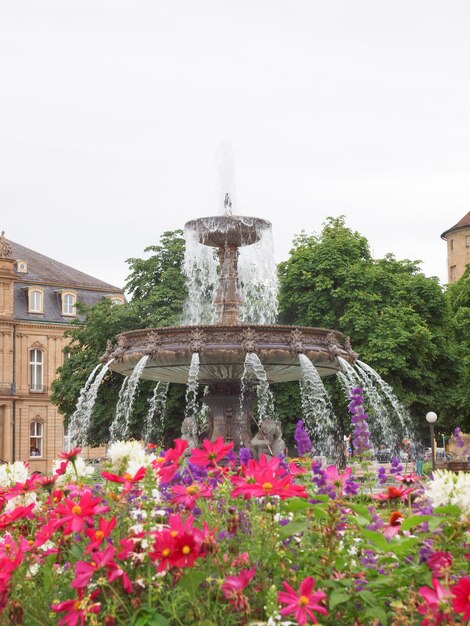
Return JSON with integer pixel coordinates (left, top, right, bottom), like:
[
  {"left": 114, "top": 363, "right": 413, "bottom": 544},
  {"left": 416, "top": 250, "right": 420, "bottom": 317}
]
[
  {"left": 441, "top": 211, "right": 470, "bottom": 283},
  {"left": 0, "top": 233, "right": 124, "bottom": 472}
]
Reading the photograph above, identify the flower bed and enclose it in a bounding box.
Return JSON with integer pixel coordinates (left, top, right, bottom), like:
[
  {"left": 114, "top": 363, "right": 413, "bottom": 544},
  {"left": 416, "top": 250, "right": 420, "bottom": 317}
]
[{"left": 0, "top": 439, "right": 469, "bottom": 625}]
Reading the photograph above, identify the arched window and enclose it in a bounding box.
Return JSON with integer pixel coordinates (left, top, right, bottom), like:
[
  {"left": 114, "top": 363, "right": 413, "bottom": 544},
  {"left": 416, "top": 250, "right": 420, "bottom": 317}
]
[
  {"left": 28, "top": 289, "right": 44, "bottom": 313},
  {"left": 62, "top": 292, "right": 76, "bottom": 316},
  {"left": 30, "top": 421, "right": 43, "bottom": 457},
  {"left": 29, "top": 349, "right": 44, "bottom": 392}
]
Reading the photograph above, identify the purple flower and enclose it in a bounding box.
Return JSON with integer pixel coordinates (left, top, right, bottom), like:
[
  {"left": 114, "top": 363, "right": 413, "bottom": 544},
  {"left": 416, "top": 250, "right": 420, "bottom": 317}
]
[
  {"left": 390, "top": 456, "right": 403, "bottom": 475},
  {"left": 294, "top": 420, "right": 313, "bottom": 456},
  {"left": 239, "top": 447, "right": 252, "bottom": 466},
  {"left": 377, "top": 466, "right": 387, "bottom": 484},
  {"left": 454, "top": 426, "right": 465, "bottom": 448},
  {"left": 348, "top": 388, "right": 372, "bottom": 456}
]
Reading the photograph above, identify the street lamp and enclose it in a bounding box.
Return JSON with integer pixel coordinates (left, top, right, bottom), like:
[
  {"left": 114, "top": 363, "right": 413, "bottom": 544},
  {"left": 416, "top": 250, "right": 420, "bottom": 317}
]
[{"left": 426, "top": 411, "right": 438, "bottom": 471}]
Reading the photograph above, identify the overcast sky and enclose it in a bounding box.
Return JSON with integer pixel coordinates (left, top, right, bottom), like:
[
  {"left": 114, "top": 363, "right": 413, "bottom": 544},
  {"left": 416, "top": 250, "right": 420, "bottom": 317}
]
[{"left": 1, "top": 0, "right": 469, "bottom": 290}]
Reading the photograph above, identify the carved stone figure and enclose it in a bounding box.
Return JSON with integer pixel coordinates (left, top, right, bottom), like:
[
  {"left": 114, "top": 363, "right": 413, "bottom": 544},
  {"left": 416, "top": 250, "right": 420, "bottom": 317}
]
[
  {"left": 250, "top": 419, "right": 286, "bottom": 460},
  {"left": 0, "top": 231, "right": 12, "bottom": 258},
  {"left": 289, "top": 329, "right": 304, "bottom": 355},
  {"left": 241, "top": 328, "right": 258, "bottom": 353},
  {"left": 190, "top": 329, "right": 207, "bottom": 353},
  {"left": 181, "top": 415, "right": 200, "bottom": 454}
]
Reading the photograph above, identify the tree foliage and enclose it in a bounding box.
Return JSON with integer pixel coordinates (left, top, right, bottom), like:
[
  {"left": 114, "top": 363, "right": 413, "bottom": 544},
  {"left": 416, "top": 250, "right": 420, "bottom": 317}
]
[
  {"left": 277, "top": 216, "right": 459, "bottom": 435},
  {"left": 51, "top": 230, "right": 187, "bottom": 445}
]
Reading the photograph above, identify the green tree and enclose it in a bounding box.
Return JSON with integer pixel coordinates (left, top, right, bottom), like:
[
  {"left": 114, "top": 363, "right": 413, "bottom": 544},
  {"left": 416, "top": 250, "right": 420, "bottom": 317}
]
[
  {"left": 277, "top": 216, "right": 457, "bottom": 436},
  {"left": 445, "top": 268, "right": 470, "bottom": 431},
  {"left": 51, "top": 230, "right": 187, "bottom": 445}
]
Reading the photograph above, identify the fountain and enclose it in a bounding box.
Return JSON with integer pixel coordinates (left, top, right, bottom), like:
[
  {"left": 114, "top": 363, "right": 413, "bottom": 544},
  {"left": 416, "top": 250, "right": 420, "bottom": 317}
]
[{"left": 101, "top": 202, "right": 358, "bottom": 452}]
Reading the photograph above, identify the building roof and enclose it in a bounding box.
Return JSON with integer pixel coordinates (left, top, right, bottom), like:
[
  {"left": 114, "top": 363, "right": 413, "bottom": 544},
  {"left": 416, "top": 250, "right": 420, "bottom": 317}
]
[
  {"left": 6, "top": 239, "right": 121, "bottom": 291},
  {"left": 441, "top": 211, "right": 470, "bottom": 240}
]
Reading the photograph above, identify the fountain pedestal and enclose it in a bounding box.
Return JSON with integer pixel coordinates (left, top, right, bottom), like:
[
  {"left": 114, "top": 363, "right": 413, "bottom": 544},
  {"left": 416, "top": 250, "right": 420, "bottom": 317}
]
[{"left": 203, "top": 381, "right": 253, "bottom": 449}]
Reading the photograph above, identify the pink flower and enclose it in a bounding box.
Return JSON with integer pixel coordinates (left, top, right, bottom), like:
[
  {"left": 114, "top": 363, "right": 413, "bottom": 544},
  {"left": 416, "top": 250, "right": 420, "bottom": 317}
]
[
  {"left": 417, "top": 578, "right": 452, "bottom": 625},
  {"left": 230, "top": 454, "right": 308, "bottom": 500},
  {"left": 101, "top": 466, "right": 146, "bottom": 491},
  {"left": 371, "top": 485, "right": 414, "bottom": 501},
  {"left": 52, "top": 592, "right": 101, "bottom": 626},
  {"left": 395, "top": 472, "right": 420, "bottom": 486},
  {"left": 189, "top": 437, "right": 234, "bottom": 467},
  {"left": 54, "top": 490, "right": 109, "bottom": 535},
  {"left": 153, "top": 439, "right": 188, "bottom": 482},
  {"left": 59, "top": 447, "right": 82, "bottom": 462},
  {"left": 221, "top": 567, "right": 256, "bottom": 611},
  {"left": 383, "top": 511, "right": 403, "bottom": 539},
  {"left": 451, "top": 576, "right": 470, "bottom": 621},
  {"left": 324, "top": 465, "right": 352, "bottom": 497},
  {"left": 278, "top": 577, "right": 328, "bottom": 625},
  {"left": 426, "top": 551, "right": 453, "bottom": 578},
  {"left": 171, "top": 482, "right": 213, "bottom": 509}
]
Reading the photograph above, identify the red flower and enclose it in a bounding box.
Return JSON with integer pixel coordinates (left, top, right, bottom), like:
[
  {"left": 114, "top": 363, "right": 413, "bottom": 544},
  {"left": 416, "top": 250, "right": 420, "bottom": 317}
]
[
  {"left": 54, "top": 491, "right": 109, "bottom": 535},
  {"left": 101, "top": 466, "right": 146, "bottom": 491},
  {"left": 417, "top": 578, "right": 452, "bottom": 626},
  {"left": 153, "top": 439, "right": 188, "bottom": 483},
  {"left": 221, "top": 567, "right": 256, "bottom": 611},
  {"left": 230, "top": 455, "right": 308, "bottom": 500},
  {"left": 72, "top": 545, "right": 116, "bottom": 589},
  {"left": 52, "top": 592, "right": 101, "bottom": 626},
  {"left": 84, "top": 516, "right": 117, "bottom": 553},
  {"left": 189, "top": 437, "right": 234, "bottom": 467},
  {"left": 171, "top": 482, "right": 213, "bottom": 509},
  {"left": 426, "top": 551, "right": 453, "bottom": 578},
  {"left": 0, "top": 504, "right": 35, "bottom": 530},
  {"left": 149, "top": 514, "right": 205, "bottom": 571},
  {"left": 59, "top": 448, "right": 82, "bottom": 462},
  {"left": 383, "top": 511, "right": 403, "bottom": 540},
  {"left": 451, "top": 576, "right": 470, "bottom": 621},
  {"left": 371, "top": 485, "right": 414, "bottom": 501},
  {"left": 278, "top": 577, "right": 328, "bottom": 625}
]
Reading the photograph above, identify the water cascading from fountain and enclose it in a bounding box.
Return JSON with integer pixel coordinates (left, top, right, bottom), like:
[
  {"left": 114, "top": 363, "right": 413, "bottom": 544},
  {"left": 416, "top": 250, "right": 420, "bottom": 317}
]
[
  {"left": 109, "top": 355, "right": 149, "bottom": 441},
  {"left": 185, "top": 353, "right": 200, "bottom": 418},
  {"left": 298, "top": 353, "right": 338, "bottom": 461},
  {"left": 337, "top": 356, "right": 413, "bottom": 454},
  {"left": 144, "top": 382, "right": 169, "bottom": 444},
  {"left": 69, "top": 361, "right": 113, "bottom": 446},
  {"left": 241, "top": 352, "right": 276, "bottom": 426}
]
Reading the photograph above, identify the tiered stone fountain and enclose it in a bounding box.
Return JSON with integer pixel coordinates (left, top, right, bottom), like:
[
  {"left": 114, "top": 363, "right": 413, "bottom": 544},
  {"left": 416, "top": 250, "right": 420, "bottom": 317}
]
[{"left": 104, "top": 207, "right": 357, "bottom": 450}]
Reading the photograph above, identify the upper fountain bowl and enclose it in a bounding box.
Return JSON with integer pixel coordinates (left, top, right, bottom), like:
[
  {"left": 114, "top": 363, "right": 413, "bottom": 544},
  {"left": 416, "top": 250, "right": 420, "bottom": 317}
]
[{"left": 185, "top": 215, "right": 271, "bottom": 248}]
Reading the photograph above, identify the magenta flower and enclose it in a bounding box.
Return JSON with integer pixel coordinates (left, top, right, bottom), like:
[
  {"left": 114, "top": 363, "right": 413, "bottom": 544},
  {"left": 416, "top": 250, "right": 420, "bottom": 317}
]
[
  {"left": 278, "top": 576, "right": 328, "bottom": 625},
  {"left": 417, "top": 578, "right": 452, "bottom": 625},
  {"left": 451, "top": 576, "right": 470, "bottom": 621},
  {"left": 221, "top": 566, "right": 256, "bottom": 611},
  {"left": 189, "top": 437, "right": 234, "bottom": 467}
]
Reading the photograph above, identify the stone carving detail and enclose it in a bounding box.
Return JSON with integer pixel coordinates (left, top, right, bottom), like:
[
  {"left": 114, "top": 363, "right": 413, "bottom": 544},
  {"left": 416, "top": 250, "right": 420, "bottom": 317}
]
[
  {"left": 144, "top": 331, "right": 161, "bottom": 358},
  {"left": 344, "top": 336, "right": 359, "bottom": 363},
  {"left": 240, "top": 328, "right": 257, "bottom": 353},
  {"left": 325, "top": 331, "right": 340, "bottom": 358},
  {"left": 250, "top": 419, "right": 286, "bottom": 460},
  {"left": 0, "top": 232, "right": 12, "bottom": 258},
  {"left": 289, "top": 329, "right": 304, "bottom": 355},
  {"left": 100, "top": 340, "right": 115, "bottom": 363},
  {"left": 30, "top": 340, "right": 44, "bottom": 350},
  {"left": 190, "top": 329, "right": 207, "bottom": 353},
  {"left": 111, "top": 335, "right": 131, "bottom": 363}
]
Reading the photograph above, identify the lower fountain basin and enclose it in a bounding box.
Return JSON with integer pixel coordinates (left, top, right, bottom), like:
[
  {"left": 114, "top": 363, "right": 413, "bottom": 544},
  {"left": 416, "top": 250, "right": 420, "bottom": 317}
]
[{"left": 106, "top": 324, "right": 355, "bottom": 384}]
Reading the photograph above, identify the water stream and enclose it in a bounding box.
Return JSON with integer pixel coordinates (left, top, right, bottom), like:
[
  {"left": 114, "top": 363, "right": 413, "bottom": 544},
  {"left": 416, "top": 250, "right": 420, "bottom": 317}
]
[
  {"left": 69, "top": 361, "right": 113, "bottom": 446},
  {"left": 241, "top": 352, "right": 276, "bottom": 425},
  {"left": 298, "top": 354, "right": 338, "bottom": 460},
  {"left": 109, "top": 355, "right": 149, "bottom": 442},
  {"left": 144, "top": 382, "right": 169, "bottom": 444}
]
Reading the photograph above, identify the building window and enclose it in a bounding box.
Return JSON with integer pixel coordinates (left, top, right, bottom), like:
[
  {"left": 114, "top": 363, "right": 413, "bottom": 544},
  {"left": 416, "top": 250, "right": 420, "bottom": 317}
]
[
  {"left": 28, "top": 289, "right": 44, "bottom": 313},
  {"left": 106, "top": 295, "right": 125, "bottom": 305},
  {"left": 450, "top": 265, "right": 457, "bottom": 280},
  {"left": 450, "top": 239, "right": 454, "bottom": 251},
  {"left": 29, "top": 349, "right": 44, "bottom": 392},
  {"left": 62, "top": 292, "right": 76, "bottom": 316},
  {"left": 30, "top": 421, "right": 43, "bottom": 457},
  {"left": 16, "top": 259, "right": 28, "bottom": 273},
  {"left": 466, "top": 235, "right": 470, "bottom": 248}
]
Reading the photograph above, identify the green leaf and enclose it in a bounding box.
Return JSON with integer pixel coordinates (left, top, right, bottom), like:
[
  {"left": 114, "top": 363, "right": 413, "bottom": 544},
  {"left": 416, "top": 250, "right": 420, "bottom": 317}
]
[
  {"left": 278, "top": 520, "right": 309, "bottom": 539},
  {"left": 359, "top": 589, "right": 380, "bottom": 607},
  {"left": 400, "top": 514, "right": 433, "bottom": 531},
  {"left": 365, "top": 606, "right": 388, "bottom": 625},
  {"left": 132, "top": 609, "right": 171, "bottom": 626},
  {"left": 283, "top": 498, "right": 314, "bottom": 512},
  {"left": 433, "top": 505, "right": 461, "bottom": 517},
  {"left": 329, "top": 589, "right": 350, "bottom": 610},
  {"left": 178, "top": 569, "right": 206, "bottom": 598},
  {"left": 358, "top": 529, "right": 390, "bottom": 551}
]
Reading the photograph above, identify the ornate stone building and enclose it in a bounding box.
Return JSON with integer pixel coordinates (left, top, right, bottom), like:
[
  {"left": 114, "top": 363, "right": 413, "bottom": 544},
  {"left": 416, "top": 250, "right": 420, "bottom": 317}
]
[
  {"left": 0, "top": 232, "right": 124, "bottom": 472},
  {"left": 441, "top": 211, "right": 470, "bottom": 283}
]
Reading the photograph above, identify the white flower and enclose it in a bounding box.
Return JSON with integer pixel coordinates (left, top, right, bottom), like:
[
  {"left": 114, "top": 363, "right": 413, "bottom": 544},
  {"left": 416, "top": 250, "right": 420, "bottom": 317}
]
[
  {"left": 0, "top": 461, "right": 29, "bottom": 487},
  {"left": 5, "top": 492, "right": 38, "bottom": 512},
  {"left": 107, "top": 440, "right": 155, "bottom": 472},
  {"left": 425, "top": 469, "right": 470, "bottom": 516},
  {"left": 450, "top": 472, "right": 470, "bottom": 515}
]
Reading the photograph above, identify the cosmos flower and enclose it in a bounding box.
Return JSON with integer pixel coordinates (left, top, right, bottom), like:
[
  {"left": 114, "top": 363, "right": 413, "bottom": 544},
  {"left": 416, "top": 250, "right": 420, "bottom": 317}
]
[
  {"left": 221, "top": 566, "right": 256, "bottom": 611},
  {"left": 451, "top": 576, "right": 470, "bottom": 621},
  {"left": 278, "top": 577, "right": 328, "bottom": 625},
  {"left": 189, "top": 437, "right": 234, "bottom": 468}
]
